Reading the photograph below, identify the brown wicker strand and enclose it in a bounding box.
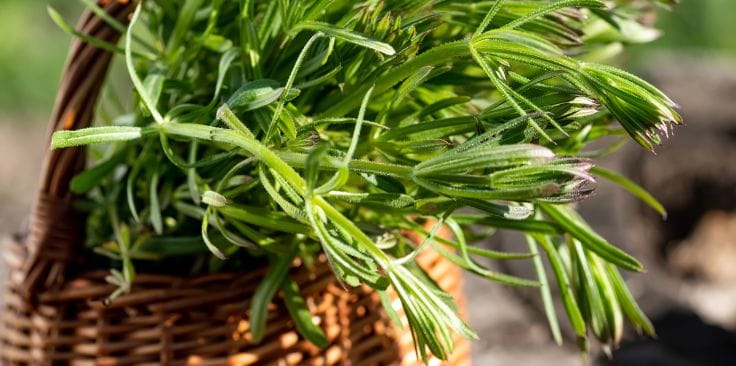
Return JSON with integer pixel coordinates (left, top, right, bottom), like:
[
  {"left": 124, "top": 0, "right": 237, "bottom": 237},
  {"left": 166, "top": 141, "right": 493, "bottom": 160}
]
[{"left": 19, "top": 0, "right": 135, "bottom": 299}]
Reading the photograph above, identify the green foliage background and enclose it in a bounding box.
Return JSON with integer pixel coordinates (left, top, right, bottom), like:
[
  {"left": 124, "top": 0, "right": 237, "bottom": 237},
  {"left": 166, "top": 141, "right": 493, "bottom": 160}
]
[
  {"left": 630, "top": 0, "right": 736, "bottom": 58},
  {"left": 0, "top": 1, "right": 82, "bottom": 121}
]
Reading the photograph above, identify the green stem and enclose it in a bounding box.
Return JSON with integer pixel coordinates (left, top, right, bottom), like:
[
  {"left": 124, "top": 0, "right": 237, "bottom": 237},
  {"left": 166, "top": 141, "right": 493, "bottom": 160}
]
[{"left": 162, "top": 123, "right": 306, "bottom": 193}]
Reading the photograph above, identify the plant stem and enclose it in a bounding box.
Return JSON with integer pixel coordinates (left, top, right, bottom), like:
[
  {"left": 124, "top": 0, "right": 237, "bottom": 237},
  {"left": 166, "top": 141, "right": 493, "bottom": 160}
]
[
  {"left": 162, "top": 122, "right": 306, "bottom": 194},
  {"left": 160, "top": 121, "right": 392, "bottom": 265}
]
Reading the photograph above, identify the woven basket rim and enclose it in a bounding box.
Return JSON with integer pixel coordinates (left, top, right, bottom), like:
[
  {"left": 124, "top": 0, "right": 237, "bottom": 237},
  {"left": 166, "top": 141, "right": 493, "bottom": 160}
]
[{"left": 17, "top": 0, "right": 136, "bottom": 299}]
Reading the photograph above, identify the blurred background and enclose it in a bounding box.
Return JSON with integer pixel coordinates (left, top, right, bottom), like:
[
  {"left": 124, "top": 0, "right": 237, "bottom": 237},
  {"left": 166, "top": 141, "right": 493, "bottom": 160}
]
[{"left": 0, "top": 1, "right": 734, "bottom": 365}]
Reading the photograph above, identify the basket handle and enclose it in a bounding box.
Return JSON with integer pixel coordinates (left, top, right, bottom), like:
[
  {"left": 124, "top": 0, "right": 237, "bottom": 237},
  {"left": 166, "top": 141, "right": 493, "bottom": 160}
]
[{"left": 18, "top": 0, "right": 135, "bottom": 299}]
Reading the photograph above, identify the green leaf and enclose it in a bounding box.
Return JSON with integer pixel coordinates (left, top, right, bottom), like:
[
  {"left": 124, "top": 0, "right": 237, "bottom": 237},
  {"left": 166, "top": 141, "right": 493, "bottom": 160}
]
[
  {"left": 402, "top": 218, "right": 534, "bottom": 261},
  {"left": 250, "top": 249, "right": 298, "bottom": 343},
  {"left": 70, "top": 149, "right": 126, "bottom": 193},
  {"left": 589, "top": 251, "right": 624, "bottom": 345},
  {"left": 187, "top": 141, "right": 201, "bottom": 205},
  {"left": 605, "top": 263, "right": 655, "bottom": 337},
  {"left": 414, "top": 144, "right": 555, "bottom": 177},
  {"left": 48, "top": 6, "right": 151, "bottom": 60},
  {"left": 258, "top": 167, "right": 306, "bottom": 220},
  {"left": 202, "top": 34, "right": 233, "bottom": 52},
  {"left": 217, "top": 104, "right": 255, "bottom": 138},
  {"left": 166, "top": 0, "right": 205, "bottom": 60},
  {"left": 418, "top": 96, "right": 471, "bottom": 118},
  {"left": 526, "top": 235, "right": 562, "bottom": 345},
  {"left": 533, "top": 234, "right": 587, "bottom": 339},
  {"left": 294, "top": 65, "right": 343, "bottom": 89},
  {"left": 379, "top": 289, "right": 403, "bottom": 327},
  {"left": 211, "top": 47, "right": 241, "bottom": 104},
  {"left": 388, "top": 264, "right": 477, "bottom": 360},
  {"left": 281, "top": 277, "right": 330, "bottom": 348},
  {"left": 298, "top": 117, "right": 386, "bottom": 135},
  {"left": 201, "top": 207, "right": 227, "bottom": 260},
  {"left": 539, "top": 203, "right": 643, "bottom": 272},
  {"left": 149, "top": 169, "right": 164, "bottom": 235},
  {"left": 202, "top": 190, "right": 228, "bottom": 208},
  {"left": 306, "top": 201, "right": 389, "bottom": 290},
  {"left": 322, "top": 40, "right": 470, "bottom": 117},
  {"left": 218, "top": 204, "right": 309, "bottom": 233},
  {"left": 315, "top": 86, "right": 375, "bottom": 194},
  {"left": 377, "top": 66, "right": 434, "bottom": 124},
  {"left": 453, "top": 214, "right": 560, "bottom": 234},
  {"left": 126, "top": 143, "right": 153, "bottom": 223},
  {"left": 429, "top": 239, "right": 539, "bottom": 287},
  {"left": 304, "top": 144, "right": 330, "bottom": 195},
  {"left": 293, "top": 21, "right": 396, "bottom": 55},
  {"left": 457, "top": 199, "right": 533, "bottom": 219},
  {"left": 327, "top": 192, "right": 414, "bottom": 208},
  {"left": 591, "top": 166, "right": 666, "bottom": 218},
  {"left": 378, "top": 116, "right": 477, "bottom": 142},
  {"left": 474, "top": 0, "right": 505, "bottom": 37},
  {"left": 126, "top": 4, "right": 164, "bottom": 124},
  {"left": 141, "top": 69, "right": 166, "bottom": 117},
  {"left": 78, "top": 0, "right": 127, "bottom": 33},
  {"left": 266, "top": 33, "right": 322, "bottom": 141},
  {"left": 51, "top": 127, "right": 147, "bottom": 148},
  {"left": 227, "top": 79, "right": 300, "bottom": 112},
  {"left": 570, "top": 239, "right": 610, "bottom": 342},
  {"left": 501, "top": 0, "right": 605, "bottom": 30},
  {"left": 78, "top": 0, "right": 159, "bottom": 55}
]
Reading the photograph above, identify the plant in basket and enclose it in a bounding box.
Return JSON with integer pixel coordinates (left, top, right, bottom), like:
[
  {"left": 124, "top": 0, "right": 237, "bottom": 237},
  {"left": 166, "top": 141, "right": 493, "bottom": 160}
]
[{"left": 3, "top": 0, "right": 682, "bottom": 364}]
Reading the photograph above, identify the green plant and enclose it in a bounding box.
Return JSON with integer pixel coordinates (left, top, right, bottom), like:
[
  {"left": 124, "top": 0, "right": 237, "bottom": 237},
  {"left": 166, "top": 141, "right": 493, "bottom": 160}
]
[{"left": 51, "top": 0, "right": 680, "bottom": 361}]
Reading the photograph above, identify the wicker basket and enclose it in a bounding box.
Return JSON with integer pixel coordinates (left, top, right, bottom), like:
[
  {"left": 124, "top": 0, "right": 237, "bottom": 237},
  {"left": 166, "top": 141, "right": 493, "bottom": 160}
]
[{"left": 0, "top": 2, "right": 470, "bottom": 365}]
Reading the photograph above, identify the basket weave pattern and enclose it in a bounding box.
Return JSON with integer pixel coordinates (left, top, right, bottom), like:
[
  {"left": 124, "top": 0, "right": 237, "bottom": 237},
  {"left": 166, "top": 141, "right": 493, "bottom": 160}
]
[
  {"left": 0, "top": 1, "right": 470, "bottom": 365},
  {"left": 3, "top": 236, "right": 468, "bottom": 365}
]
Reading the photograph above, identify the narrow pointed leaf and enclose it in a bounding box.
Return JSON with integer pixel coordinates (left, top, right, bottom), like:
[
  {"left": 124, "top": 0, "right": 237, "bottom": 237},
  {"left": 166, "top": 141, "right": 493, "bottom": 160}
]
[
  {"left": 539, "top": 203, "right": 643, "bottom": 272},
  {"left": 250, "top": 249, "right": 297, "bottom": 343},
  {"left": 293, "top": 21, "right": 396, "bottom": 55}
]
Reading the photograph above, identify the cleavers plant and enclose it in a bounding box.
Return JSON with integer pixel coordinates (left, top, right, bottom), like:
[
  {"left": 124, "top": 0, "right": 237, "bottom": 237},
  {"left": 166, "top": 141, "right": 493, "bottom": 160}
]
[{"left": 50, "top": 0, "right": 680, "bottom": 361}]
